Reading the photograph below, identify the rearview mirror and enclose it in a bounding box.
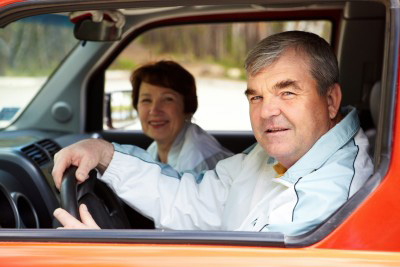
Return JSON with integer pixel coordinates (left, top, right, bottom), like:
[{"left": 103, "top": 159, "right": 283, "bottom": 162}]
[{"left": 70, "top": 10, "right": 125, "bottom": 41}]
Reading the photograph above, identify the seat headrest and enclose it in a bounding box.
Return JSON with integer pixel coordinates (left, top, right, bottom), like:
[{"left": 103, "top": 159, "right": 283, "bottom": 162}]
[{"left": 369, "top": 81, "right": 381, "bottom": 127}]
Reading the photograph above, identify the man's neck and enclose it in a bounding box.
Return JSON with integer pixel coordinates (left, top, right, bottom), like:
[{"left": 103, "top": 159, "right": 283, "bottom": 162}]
[{"left": 330, "top": 112, "right": 343, "bottom": 129}]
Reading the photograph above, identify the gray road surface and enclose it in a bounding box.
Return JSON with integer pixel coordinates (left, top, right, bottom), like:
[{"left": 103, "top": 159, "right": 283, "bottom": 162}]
[{"left": 0, "top": 73, "right": 252, "bottom": 131}]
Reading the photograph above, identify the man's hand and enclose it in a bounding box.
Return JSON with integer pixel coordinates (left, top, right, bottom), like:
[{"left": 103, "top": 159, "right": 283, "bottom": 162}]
[
  {"left": 54, "top": 204, "right": 100, "bottom": 229},
  {"left": 52, "top": 139, "right": 114, "bottom": 189}
]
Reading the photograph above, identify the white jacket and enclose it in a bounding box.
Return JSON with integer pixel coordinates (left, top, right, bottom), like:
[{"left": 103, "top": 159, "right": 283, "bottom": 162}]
[
  {"left": 99, "top": 107, "right": 373, "bottom": 236},
  {"left": 146, "top": 122, "right": 233, "bottom": 172}
]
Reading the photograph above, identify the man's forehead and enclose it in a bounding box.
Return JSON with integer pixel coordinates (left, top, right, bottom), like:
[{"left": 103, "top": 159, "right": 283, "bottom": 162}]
[
  {"left": 248, "top": 48, "right": 311, "bottom": 74},
  {"left": 247, "top": 54, "right": 313, "bottom": 86},
  {"left": 246, "top": 77, "right": 302, "bottom": 92},
  {"left": 246, "top": 67, "right": 271, "bottom": 83}
]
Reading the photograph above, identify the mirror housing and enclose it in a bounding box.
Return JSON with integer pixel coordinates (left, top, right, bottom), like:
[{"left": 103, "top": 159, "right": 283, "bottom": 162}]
[{"left": 70, "top": 10, "right": 125, "bottom": 41}]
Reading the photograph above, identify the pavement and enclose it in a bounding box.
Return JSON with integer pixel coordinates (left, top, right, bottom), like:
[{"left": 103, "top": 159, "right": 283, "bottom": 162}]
[
  {"left": 0, "top": 73, "right": 252, "bottom": 131},
  {"left": 105, "top": 71, "right": 251, "bottom": 131}
]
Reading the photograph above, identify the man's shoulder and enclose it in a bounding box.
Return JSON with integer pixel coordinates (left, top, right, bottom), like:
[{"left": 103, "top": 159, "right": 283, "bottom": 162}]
[{"left": 302, "top": 127, "right": 373, "bottom": 195}]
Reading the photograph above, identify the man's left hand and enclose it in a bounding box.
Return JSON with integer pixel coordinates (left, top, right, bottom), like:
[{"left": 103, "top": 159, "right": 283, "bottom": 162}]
[{"left": 54, "top": 204, "right": 100, "bottom": 229}]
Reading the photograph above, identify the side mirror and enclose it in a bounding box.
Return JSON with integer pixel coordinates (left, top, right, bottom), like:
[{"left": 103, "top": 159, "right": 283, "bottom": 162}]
[
  {"left": 70, "top": 10, "right": 125, "bottom": 41},
  {"left": 105, "top": 90, "right": 138, "bottom": 129}
]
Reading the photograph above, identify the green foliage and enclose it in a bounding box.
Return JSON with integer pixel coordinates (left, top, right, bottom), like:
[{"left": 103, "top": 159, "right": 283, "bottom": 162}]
[
  {"left": 123, "top": 21, "right": 330, "bottom": 81},
  {"left": 109, "top": 58, "right": 137, "bottom": 70},
  {"left": 0, "top": 16, "right": 77, "bottom": 77}
]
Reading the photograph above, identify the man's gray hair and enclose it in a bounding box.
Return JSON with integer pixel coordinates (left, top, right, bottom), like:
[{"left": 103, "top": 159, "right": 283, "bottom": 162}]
[{"left": 245, "top": 31, "right": 339, "bottom": 95}]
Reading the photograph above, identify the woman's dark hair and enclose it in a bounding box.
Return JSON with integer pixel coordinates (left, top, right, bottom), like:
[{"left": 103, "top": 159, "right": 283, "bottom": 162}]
[{"left": 130, "top": 60, "right": 198, "bottom": 114}]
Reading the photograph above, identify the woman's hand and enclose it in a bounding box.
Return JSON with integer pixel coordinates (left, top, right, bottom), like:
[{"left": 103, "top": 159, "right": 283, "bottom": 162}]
[{"left": 54, "top": 204, "right": 100, "bottom": 229}]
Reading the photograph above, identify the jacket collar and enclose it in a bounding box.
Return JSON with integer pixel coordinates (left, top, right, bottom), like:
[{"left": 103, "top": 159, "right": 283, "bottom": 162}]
[{"left": 280, "top": 106, "right": 360, "bottom": 184}]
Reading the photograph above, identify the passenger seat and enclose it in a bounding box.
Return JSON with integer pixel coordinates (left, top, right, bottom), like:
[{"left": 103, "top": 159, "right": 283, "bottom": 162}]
[{"left": 365, "top": 81, "right": 381, "bottom": 156}]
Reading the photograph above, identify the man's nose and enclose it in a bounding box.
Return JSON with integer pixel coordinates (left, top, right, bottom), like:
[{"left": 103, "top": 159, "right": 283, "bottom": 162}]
[{"left": 260, "top": 95, "right": 281, "bottom": 118}]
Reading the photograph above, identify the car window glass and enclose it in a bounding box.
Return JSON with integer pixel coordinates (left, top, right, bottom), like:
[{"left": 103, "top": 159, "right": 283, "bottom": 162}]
[
  {"left": 104, "top": 20, "right": 331, "bottom": 131},
  {"left": 0, "top": 14, "right": 77, "bottom": 129}
]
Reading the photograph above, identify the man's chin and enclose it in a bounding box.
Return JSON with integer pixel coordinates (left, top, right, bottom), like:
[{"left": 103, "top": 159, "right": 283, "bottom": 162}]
[{"left": 263, "top": 145, "right": 293, "bottom": 161}]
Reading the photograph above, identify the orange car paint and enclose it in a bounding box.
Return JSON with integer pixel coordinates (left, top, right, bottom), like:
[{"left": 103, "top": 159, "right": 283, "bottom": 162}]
[
  {"left": 315, "top": 51, "right": 400, "bottom": 252},
  {"left": 0, "top": 243, "right": 400, "bottom": 266},
  {"left": 0, "top": 0, "right": 24, "bottom": 8}
]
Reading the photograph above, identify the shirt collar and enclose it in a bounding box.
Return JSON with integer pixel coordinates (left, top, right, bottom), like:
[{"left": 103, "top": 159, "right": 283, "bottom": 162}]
[
  {"left": 273, "top": 162, "right": 287, "bottom": 178},
  {"left": 167, "top": 121, "right": 190, "bottom": 166}
]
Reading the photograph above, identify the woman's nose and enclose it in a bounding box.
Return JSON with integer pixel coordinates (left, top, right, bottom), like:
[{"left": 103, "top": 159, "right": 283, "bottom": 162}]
[{"left": 149, "top": 100, "right": 162, "bottom": 114}]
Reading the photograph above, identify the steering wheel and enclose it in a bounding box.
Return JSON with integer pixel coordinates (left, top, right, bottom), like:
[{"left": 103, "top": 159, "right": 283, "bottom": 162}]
[{"left": 60, "top": 166, "right": 131, "bottom": 229}]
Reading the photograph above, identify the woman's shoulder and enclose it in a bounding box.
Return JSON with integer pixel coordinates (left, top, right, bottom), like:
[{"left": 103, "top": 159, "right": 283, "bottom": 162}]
[{"left": 184, "top": 122, "right": 230, "bottom": 153}]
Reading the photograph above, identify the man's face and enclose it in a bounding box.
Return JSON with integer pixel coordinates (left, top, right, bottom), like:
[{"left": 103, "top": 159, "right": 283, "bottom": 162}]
[{"left": 246, "top": 49, "right": 335, "bottom": 168}]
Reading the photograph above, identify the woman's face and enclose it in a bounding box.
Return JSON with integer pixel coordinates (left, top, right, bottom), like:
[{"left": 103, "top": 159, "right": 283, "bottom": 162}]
[{"left": 137, "top": 82, "right": 187, "bottom": 146}]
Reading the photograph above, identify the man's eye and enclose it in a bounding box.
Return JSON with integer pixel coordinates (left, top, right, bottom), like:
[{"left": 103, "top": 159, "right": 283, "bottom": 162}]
[
  {"left": 282, "top": 91, "right": 295, "bottom": 98},
  {"left": 250, "top": 96, "right": 263, "bottom": 103}
]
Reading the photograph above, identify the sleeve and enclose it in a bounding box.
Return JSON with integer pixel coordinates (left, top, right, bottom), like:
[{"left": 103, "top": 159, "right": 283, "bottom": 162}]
[
  {"left": 192, "top": 149, "right": 234, "bottom": 173},
  {"left": 98, "top": 143, "right": 238, "bottom": 230}
]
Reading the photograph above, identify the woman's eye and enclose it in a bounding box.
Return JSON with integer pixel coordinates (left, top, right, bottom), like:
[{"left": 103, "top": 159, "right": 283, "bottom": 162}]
[
  {"left": 140, "top": 98, "right": 151, "bottom": 103},
  {"left": 164, "top": 96, "right": 175, "bottom": 102}
]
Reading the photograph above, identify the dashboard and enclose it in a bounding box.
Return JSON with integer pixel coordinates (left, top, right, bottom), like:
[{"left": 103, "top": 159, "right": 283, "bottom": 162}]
[
  {"left": 0, "top": 129, "right": 249, "bottom": 230},
  {"left": 0, "top": 130, "right": 98, "bottom": 229}
]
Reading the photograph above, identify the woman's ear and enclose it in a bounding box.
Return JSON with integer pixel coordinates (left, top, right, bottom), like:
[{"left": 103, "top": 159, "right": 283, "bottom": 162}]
[{"left": 326, "top": 83, "right": 342, "bottom": 119}]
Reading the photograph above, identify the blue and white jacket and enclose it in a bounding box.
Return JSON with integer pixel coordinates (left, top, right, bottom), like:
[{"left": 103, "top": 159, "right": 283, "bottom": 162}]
[
  {"left": 99, "top": 107, "right": 373, "bottom": 236},
  {"left": 146, "top": 122, "right": 233, "bottom": 172}
]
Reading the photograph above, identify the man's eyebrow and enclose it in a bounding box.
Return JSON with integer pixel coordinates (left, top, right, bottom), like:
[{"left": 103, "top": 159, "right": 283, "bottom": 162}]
[
  {"left": 244, "top": 88, "right": 256, "bottom": 96},
  {"left": 272, "top": 79, "right": 302, "bottom": 91}
]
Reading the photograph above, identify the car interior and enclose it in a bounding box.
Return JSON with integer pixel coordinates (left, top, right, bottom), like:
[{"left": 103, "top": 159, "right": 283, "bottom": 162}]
[{"left": 0, "top": 0, "right": 395, "bottom": 248}]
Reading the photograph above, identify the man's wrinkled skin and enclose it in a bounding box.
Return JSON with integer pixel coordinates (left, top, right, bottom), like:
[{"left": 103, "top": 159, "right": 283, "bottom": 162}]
[
  {"left": 54, "top": 204, "right": 100, "bottom": 229},
  {"left": 245, "top": 48, "right": 341, "bottom": 168},
  {"left": 52, "top": 139, "right": 114, "bottom": 228},
  {"left": 52, "top": 139, "right": 114, "bottom": 189}
]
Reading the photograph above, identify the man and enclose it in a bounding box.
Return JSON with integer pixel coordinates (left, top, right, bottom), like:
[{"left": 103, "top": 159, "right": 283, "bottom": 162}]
[{"left": 52, "top": 31, "right": 373, "bottom": 235}]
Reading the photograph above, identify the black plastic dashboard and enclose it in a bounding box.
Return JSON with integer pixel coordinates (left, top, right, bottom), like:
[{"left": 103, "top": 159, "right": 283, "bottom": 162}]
[
  {"left": 0, "top": 130, "right": 99, "bottom": 229},
  {"left": 0, "top": 129, "right": 255, "bottom": 230}
]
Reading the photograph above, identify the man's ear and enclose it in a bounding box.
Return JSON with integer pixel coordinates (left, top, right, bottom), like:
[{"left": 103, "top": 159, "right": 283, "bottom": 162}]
[{"left": 326, "top": 83, "right": 342, "bottom": 119}]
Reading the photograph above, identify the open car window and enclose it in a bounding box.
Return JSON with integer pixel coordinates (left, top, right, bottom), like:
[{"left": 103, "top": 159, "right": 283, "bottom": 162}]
[{"left": 104, "top": 20, "right": 332, "bottom": 131}]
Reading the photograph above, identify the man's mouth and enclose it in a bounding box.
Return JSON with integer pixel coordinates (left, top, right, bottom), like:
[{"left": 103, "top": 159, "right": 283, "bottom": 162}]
[{"left": 265, "top": 127, "right": 289, "bottom": 133}]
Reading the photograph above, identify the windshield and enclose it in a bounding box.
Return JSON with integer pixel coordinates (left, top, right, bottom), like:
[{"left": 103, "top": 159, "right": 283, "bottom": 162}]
[{"left": 0, "top": 14, "right": 77, "bottom": 129}]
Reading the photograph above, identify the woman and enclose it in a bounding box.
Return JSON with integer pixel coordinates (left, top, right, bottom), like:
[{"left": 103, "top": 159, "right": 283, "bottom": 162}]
[{"left": 131, "top": 60, "right": 233, "bottom": 172}]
